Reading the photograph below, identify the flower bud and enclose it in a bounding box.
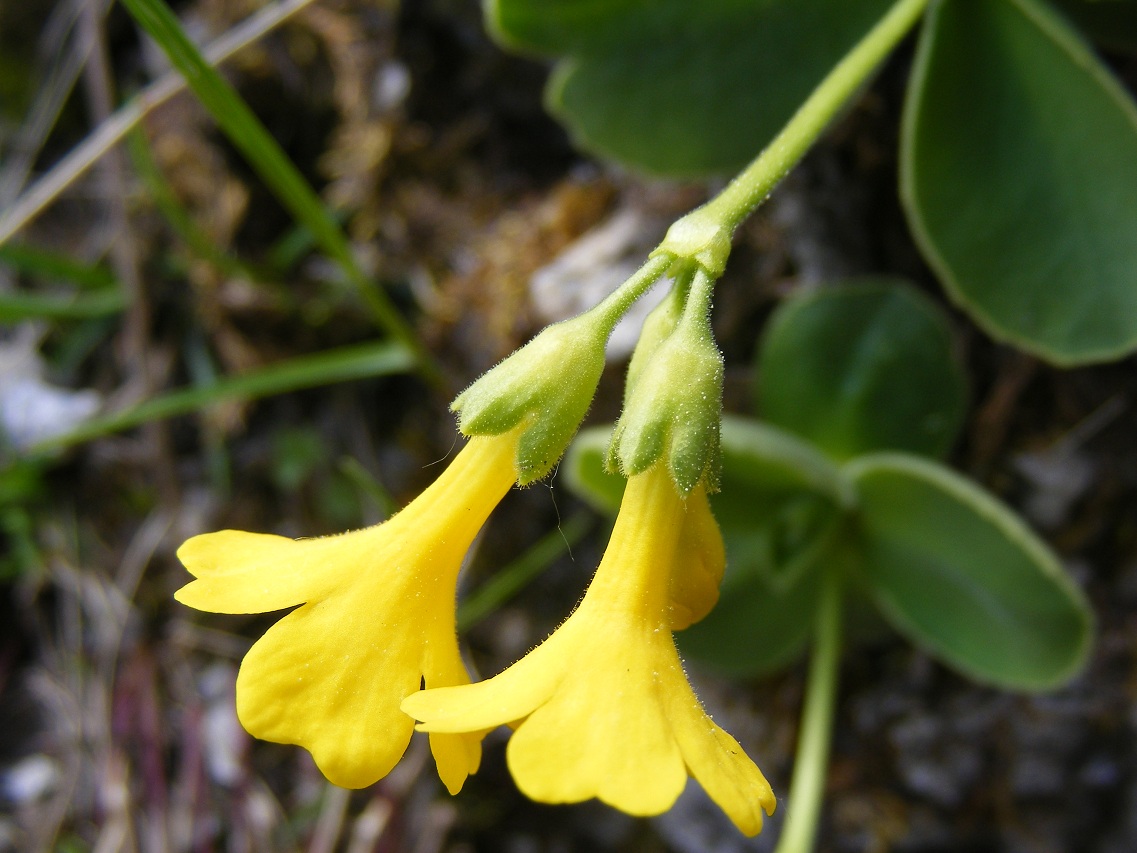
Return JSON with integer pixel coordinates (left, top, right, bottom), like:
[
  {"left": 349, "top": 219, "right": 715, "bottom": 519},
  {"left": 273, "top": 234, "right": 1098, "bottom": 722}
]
[
  {"left": 623, "top": 274, "right": 687, "bottom": 397},
  {"left": 608, "top": 273, "right": 724, "bottom": 494},
  {"left": 453, "top": 310, "right": 610, "bottom": 484}
]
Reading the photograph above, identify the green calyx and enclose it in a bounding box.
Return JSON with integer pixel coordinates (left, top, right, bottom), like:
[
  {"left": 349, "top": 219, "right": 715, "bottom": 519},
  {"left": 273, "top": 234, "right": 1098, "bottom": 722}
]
[
  {"left": 454, "top": 255, "right": 672, "bottom": 485},
  {"left": 453, "top": 309, "right": 611, "bottom": 485},
  {"left": 624, "top": 270, "right": 690, "bottom": 394},
  {"left": 607, "top": 270, "right": 724, "bottom": 494}
]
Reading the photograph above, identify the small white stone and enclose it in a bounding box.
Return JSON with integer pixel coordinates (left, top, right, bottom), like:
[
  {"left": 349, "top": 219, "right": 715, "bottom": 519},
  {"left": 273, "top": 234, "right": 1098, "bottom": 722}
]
[
  {"left": 0, "top": 328, "right": 100, "bottom": 449},
  {"left": 373, "top": 62, "right": 411, "bottom": 113},
  {"left": 201, "top": 664, "right": 245, "bottom": 787},
  {"left": 2, "top": 754, "right": 59, "bottom": 804},
  {"left": 529, "top": 207, "right": 671, "bottom": 360}
]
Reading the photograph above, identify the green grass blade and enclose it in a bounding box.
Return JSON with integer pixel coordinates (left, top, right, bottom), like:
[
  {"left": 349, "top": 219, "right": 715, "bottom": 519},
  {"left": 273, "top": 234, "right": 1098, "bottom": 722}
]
[
  {"left": 0, "top": 0, "right": 321, "bottom": 247},
  {"left": 117, "top": 0, "right": 442, "bottom": 384},
  {"left": 0, "top": 243, "right": 118, "bottom": 289},
  {"left": 266, "top": 220, "right": 323, "bottom": 273},
  {"left": 457, "top": 512, "right": 592, "bottom": 630},
  {"left": 0, "top": 290, "right": 127, "bottom": 322},
  {"left": 27, "top": 340, "right": 415, "bottom": 454},
  {"left": 0, "top": 203, "right": 125, "bottom": 327}
]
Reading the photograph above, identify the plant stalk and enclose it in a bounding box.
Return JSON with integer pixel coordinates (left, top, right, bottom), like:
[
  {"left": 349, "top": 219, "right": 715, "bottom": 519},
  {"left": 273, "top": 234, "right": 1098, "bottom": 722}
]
[
  {"left": 717, "top": 0, "right": 929, "bottom": 227},
  {"left": 658, "top": 0, "right": 931, "bottom": 274},
  {"left": 593, "top": 254, "right": 675, "bottom": 331},
  {"left": 774, "top": 569, "right": 844, "bottom": 853}
]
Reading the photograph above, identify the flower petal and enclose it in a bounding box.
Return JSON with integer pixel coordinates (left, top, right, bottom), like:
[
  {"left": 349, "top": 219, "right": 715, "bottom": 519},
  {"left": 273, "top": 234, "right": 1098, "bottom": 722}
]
[
  {"left": 176, "top": 433, "right": 521, "bottom": 617},
  {"left": 422, "top": 618, "right": 483, "bottom": 794},
  {"left": 235, "top": 588, "right": 421, "bottom": 789},
  {"left": 407, "top": 460, "right": 772, "bottom": 829},
  {"left": 665, "top": 669, "right": 776, "bottom": 836},
  {"left": 403, "top": 632, "right": 567, "bottom": 733},
  {"left": 175, "top": 528, "right": 379, "bottom": 614},
  {"left": 505, "top": 644, "right": 687, "bottom": 816},
  {"left": 668, "top": 487, "right": 726, "bottom": 630},
  {"left": 176, "top": 431, "right": 525, "bottom": 795},
  {"left": 429, "top": 731, "right": 483, "bottom": 796}
]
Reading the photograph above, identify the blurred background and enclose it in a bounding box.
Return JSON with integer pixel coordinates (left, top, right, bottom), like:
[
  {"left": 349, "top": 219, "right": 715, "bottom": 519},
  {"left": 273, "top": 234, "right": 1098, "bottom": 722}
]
[{"left": 2, "top": 1, "right": 1137, "bottom": 851}]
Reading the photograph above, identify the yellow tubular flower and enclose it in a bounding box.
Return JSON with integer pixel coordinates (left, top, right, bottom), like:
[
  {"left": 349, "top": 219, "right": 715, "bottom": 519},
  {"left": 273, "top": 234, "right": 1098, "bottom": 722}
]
[
  {"left": 175, "top": 433, "right": 520, "bottom": 793},
  {"left": 667, "top": 483, "right": 726, "bottom": 630},
  {"left": 402, "top": 464, "right": 776, "bottom": 835}
]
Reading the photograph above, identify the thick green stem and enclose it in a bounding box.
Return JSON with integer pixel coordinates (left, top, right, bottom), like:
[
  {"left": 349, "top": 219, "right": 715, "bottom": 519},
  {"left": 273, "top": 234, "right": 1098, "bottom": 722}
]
[
  {"left": 775, "top": 570, "right": 844, "bottom": 853},
  {"left": 657, "top": 0, "right": 931, "bottom": 277}
]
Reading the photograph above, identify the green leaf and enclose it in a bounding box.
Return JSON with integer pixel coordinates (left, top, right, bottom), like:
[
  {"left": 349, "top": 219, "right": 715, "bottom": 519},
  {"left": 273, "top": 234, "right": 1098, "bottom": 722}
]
[
  {"left": 847, "top": 453, "right": 1093, "bottom": 690},
  {"left": 0, "top": 459, "right": 47, "bottom": 506},
  {"left": 1050, "top": 0, "right": 1137, "bottom": 52},
  {"left": 487, "top": 0, "right": 643, "bottom": 54},
  {"left": 714, "top": 416, "right": 850, "bottom": 523},
  {"left": 902, "top": 0, "right": 1137, "bottom": 364},
  {"left": 489, "top": 0, "right": 894, "bottom": 176},
  {"left": 713, "top": 419, "right": 845, "bottom": 589},
  {"left": 756, "top": 280, "right": 967, "bottom": 461}
]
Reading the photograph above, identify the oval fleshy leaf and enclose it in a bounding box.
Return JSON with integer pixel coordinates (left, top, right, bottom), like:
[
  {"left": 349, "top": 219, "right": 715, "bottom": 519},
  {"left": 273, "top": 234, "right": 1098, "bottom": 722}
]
[
  {"left": 489, "top": 0, "right": 894, "bottom": 176},
  {"left": 756, "top": 280, "right": 967, "bottom": 461},
  {"left": 847, "top": 453, "right": 1093, "bottom": 690},
  {"left": 716, "top": 416, "right": 851, "bottom": 520},
  {"left": 1050, "top": 0, "right": 1137, "bottom": 52},
  {"left": 486, "top": 0, "right": 642, "bottom": 55},
  {"left": 902, "top": 0, "right": 1137, "bottom": 364}
]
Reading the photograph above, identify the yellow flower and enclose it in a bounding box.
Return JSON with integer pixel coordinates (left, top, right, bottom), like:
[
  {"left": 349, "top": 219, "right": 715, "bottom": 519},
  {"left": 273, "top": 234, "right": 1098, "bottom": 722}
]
[
  {"left": 402, "top": 464, "right": 776, "bottom": 835},
  {"left": 175, "top": 433, "right": 519, "bottom": 793},
  {"left": 666, "top": 480, "right": 725, "bottom": 631}
]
